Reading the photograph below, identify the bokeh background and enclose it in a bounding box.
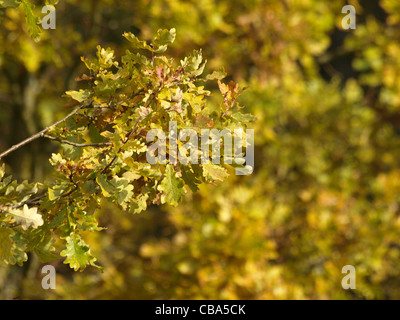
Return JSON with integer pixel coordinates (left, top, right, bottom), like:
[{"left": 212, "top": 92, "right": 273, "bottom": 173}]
[{"left": 1, "top": 0, "right": 400, "bottom": 299}]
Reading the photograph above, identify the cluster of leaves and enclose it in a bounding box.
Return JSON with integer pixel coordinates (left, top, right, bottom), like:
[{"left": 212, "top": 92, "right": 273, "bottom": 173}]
[{"left": 0, "top": 28, "right": 252, "bottom": 271}]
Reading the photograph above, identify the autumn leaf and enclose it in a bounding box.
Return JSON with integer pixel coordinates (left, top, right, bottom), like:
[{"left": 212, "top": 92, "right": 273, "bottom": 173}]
[
  {"left": 157, "top": 165, "right": 185, "bottom": 206},
  {"left": 8, "top": 205, "right": 43, "bottom": 230},
  {"left": 60, "top": 233, "right": 101, "bottom": 271},
  {"left": 65, "top": 89, "right": 90, "bottom": 102},
  {"left": 202, "top": 163, "right": 229, "bottom": 182},
  {"left": 21, "top": 0, "right": 41, "bottom": 42}
]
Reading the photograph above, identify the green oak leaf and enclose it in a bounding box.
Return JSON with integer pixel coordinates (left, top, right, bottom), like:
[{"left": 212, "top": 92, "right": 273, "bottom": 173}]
[
  {"left": 122, "top": 50, "right": 149, "bottom": 66},
  {"left": 21, "top": 0, "right": 41, "bottom": 42},
  {"left": 154, "top": 28, "right": 176, "bottom": 52},
  {"left": 182, "top": 50, "right": 206, "bottom": 77},
  {"left": 181, "top": 165, "right": 202, "bottom": 192},
  {"left": 202, "top": 163, "right": 229, "bottom": 182},
  {"left": 60, "top": 233, "right": 101, "bottom": 271},
  {"left": 129, "top": 193, "right": 149, "bottom": 214},
  {"left": 123, "top": 32, "right": 154, "bottom": 52},
  {"left": 9, "top": 231, "right": 28, "bottom": 266},
  {"left": 96, "top": 174, "right": 133, "bottom": 207},
  {"left": 205, "top": 68, "right": 227, "bottom": 81},
  {"left": 33, "top": 235, "right": 58, "bottom": 263},
  {"left": 65, "top": 89, "right": 90, "bottom": 102},
  {"left": 48, "top": 184, "right": 67, "bottom": 201},
  {"left": 158, "top": 165, "right": 185, "bottom": 206}
]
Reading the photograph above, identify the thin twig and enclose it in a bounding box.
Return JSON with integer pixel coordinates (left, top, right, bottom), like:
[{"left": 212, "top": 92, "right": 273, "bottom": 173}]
[
  {"left": 10, "top": 193, "right": 47, "bottom": 209},
  {"left": 0, "top": 105, "right": 85, "bottom": 160},
  {"left": 42, "top": 134, "right": 112, "bottom": 148},
  {"left": 0, "top": 183, "right": 78, "bottom": 214},
  {"left": 61, "top": 185, "right": 79, "bottom": 199}
]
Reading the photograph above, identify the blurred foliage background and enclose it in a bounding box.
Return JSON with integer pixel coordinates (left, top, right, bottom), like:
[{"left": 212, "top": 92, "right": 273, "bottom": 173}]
[{"left": 1, "top": 0, "right": 400, "bottom": 299}]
